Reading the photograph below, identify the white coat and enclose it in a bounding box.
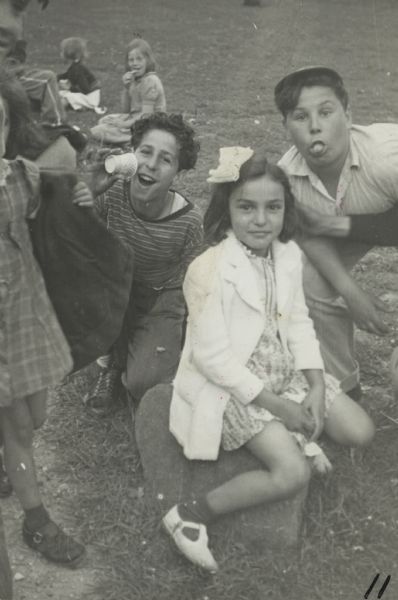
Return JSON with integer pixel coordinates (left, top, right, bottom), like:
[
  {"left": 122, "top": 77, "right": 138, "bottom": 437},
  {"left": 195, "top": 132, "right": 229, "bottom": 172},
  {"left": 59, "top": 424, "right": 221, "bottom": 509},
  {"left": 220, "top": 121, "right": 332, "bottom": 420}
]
[{"left": 169, "top": 231, "right": 324, "bottom": 460}]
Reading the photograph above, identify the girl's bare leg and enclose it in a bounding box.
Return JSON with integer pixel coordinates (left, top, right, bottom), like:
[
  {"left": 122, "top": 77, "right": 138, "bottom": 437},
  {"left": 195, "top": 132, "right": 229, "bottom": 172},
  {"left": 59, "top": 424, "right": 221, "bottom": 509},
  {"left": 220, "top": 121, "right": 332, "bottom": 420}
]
[
  {"left": 206, "top": 420, "right": 310, "bottom": 516},
  {"left": 324, "top": 392, "right": 375, "bottom": 447},
  {"left": 0, "top": 391, "right": 85, "bottom": 566},
  {"left": 0, "top": 390, "right": 47, "bottom": 510}
]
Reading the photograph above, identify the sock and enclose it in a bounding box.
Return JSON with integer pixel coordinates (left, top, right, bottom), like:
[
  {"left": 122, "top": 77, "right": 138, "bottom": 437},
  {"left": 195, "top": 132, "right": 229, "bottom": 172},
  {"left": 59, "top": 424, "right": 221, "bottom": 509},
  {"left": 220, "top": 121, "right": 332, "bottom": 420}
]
[
  {"left": 24, "top": 504, "right": 50, "bottom": 531},
  {"left": 177, "top": 497, "right": 215, "bottom": 541}
]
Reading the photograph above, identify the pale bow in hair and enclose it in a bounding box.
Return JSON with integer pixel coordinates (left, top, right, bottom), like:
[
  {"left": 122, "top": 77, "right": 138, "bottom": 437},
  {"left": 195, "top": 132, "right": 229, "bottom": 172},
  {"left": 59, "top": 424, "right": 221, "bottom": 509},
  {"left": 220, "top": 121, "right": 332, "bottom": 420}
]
[{"left": 207, "top": 146, "right": 254, "bottom": 184}]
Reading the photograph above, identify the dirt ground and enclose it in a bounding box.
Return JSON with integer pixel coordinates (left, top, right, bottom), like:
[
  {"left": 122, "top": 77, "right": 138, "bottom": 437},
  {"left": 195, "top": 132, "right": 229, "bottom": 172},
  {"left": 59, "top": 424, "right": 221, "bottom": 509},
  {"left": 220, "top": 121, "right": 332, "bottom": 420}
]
[{"left": 3, "top": 0, "right": 398, "bottom": 599}]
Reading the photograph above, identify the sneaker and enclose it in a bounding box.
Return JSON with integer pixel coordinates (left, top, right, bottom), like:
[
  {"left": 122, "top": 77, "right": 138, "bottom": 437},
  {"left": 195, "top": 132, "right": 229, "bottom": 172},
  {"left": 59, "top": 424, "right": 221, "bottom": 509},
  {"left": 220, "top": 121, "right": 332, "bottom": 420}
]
[
  {"left": 83, "top": 366, "right": 121, "bottom": 417},
  {"left": 0, "top": 455, "right": 12, "bottom": 499},
  {"left": 23, "top": 519, "right": 86, "bottom": 568},
  {"left": 163, "top": 505, "right": 218, "bottom": 573}
]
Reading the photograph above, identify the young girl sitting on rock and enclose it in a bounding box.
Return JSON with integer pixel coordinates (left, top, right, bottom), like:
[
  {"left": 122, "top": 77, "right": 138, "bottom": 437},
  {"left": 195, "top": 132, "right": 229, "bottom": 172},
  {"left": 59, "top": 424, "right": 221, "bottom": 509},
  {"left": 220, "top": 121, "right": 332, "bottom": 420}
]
[
  {"left": 90, "top": 37, "right": 166, "bottom": 145},
  {"left": 164, "top": 147, "right": 375, "bottom": 573}
]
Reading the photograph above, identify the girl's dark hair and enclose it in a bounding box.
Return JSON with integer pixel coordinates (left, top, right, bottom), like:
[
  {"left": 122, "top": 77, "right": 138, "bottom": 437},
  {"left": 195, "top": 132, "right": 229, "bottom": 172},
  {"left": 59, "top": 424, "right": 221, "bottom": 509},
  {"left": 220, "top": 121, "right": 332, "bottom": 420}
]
[
  {"left": 130, "top": 113, "right": 200, "bottom": 171},
  {"left": 60, "top": 37, "right": 88, "bottom": 62},
  {"left": 204, "top": 149, "right": 297, "bottom": 245},
  {"left": 125, "top": 38, "right": 156, "bottom": 73},
  {"left": 0, "top": 67, "right": 48, "bottom": 159}
]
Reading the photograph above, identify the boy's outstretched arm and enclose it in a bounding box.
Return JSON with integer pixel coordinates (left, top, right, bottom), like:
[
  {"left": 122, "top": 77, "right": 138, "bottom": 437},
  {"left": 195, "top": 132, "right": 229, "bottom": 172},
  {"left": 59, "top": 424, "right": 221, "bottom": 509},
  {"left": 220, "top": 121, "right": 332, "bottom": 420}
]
[
  {"left": 298, "top": 236, "right": 390, "bottom": 336},
  {"left": 298, "top": 203, "right": 398, "bottom": 246}
]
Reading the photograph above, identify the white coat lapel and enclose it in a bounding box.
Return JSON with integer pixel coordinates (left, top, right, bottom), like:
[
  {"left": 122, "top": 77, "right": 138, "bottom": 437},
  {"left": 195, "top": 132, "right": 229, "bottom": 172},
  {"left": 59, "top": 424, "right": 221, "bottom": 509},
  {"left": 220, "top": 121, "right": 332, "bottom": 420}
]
[{"left": 221, "top": 233, "right": 263, "bottom": 313}]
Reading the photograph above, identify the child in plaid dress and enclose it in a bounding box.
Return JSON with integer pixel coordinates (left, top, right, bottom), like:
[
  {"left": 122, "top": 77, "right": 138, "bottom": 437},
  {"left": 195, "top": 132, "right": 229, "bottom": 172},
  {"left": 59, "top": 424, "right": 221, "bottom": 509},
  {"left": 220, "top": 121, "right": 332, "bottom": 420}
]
[
  {"left": 0, "top": 69, "right": 87, "bottom": 566},
  {"left": 163, "top": 148, "right": 375, "bottom": 573}
]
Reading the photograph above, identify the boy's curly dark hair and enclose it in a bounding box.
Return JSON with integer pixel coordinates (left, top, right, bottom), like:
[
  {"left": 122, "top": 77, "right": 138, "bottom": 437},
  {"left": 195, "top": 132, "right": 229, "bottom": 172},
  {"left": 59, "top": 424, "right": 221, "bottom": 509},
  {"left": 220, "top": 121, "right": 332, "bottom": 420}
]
[
  {"left": 204, "top": 148, "right": 298, "bottom": 245},
  {"left": 0, "top": 67, "right": 47, "bottom": 159},
  {"left": 130, "top": 113, "right": 200, "bottom": 172}
]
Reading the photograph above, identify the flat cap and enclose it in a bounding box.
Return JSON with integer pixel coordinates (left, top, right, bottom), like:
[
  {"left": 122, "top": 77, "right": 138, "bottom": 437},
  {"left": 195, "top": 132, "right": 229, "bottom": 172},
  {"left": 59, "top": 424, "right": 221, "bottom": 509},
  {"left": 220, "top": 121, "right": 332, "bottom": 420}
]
[
  {"left": 274, "top": 66, "right": 343, "bottom": 97},
  {"left": 274, "top": 66, "right": 347, "bottom": 116}
]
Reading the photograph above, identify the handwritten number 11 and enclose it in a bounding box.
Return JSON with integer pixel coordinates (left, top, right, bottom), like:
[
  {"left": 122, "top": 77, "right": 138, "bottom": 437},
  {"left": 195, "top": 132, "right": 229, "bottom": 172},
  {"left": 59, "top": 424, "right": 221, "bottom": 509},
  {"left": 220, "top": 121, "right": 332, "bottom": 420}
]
[{"left": 364, "top": 574, "right": 391, "bottom": 599}]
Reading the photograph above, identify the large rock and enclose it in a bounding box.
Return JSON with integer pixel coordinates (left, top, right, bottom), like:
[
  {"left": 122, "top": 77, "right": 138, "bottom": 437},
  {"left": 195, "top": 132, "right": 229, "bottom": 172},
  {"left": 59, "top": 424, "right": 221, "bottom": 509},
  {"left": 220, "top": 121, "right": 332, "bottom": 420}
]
[{"left": 135, "top": 384, "right": 308, "bottom": 551}]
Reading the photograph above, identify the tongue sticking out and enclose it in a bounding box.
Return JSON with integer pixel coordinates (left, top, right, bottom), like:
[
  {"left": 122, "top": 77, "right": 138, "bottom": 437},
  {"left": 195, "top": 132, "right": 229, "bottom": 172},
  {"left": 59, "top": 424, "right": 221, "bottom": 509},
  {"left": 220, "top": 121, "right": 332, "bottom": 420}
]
[{"left": 310, "top": 142, "right": 325, "bottom": 156}]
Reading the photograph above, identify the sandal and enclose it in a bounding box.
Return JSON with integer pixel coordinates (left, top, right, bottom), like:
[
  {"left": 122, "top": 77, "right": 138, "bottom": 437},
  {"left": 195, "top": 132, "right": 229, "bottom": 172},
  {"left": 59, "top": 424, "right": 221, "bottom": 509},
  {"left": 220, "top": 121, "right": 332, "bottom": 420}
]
[{"left": 163, "top": 505, "right": 218, "bottom": 573}]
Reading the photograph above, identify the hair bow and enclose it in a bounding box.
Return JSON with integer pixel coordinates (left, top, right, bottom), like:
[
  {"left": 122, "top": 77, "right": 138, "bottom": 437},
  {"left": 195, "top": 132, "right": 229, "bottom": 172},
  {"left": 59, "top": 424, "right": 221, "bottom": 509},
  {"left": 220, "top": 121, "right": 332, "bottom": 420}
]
[{"left": 207, "top": 146, "right": 254, "bottom": 184}]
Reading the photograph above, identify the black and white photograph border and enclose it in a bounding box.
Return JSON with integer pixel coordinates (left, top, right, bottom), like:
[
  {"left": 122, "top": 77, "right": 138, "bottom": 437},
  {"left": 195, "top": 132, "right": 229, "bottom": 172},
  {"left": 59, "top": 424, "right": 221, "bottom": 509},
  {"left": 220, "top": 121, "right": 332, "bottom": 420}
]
[{"left": 1, "top": 0, "right": 398, "bottom": 599}]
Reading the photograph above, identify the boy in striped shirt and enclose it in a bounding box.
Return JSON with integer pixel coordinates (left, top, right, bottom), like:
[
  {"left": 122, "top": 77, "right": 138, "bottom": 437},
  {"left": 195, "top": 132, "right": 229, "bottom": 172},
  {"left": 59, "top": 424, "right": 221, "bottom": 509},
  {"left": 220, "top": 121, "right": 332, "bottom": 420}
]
[{"left": 85, "top": 113, "right": 204, "bottom": 414}]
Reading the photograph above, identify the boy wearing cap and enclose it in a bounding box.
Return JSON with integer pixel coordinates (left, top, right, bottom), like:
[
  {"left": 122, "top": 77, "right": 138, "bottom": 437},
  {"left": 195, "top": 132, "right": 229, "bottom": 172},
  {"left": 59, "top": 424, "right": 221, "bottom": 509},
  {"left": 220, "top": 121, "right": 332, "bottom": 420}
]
[{"left": 275, "top": 66, "right": 398, "bottom": 398}]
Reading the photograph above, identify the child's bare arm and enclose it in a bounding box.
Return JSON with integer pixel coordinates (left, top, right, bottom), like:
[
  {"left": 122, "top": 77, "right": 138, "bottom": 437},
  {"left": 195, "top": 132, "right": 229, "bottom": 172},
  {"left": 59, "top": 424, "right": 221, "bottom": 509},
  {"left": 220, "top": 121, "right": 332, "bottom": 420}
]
[
  {"left": 253, "top": 388, "right": 314, "bottom": 436},
  {"left": 121, "top": 90, "right": 130, "bottom": 113},
  {"left": 300, "top": 369, "right": 325, "bottom": 441},
  {"left": 299, "top": 235, "right": 389, "bottom": 335},
  {"left": 71, "top": 181, "right": 94, "bottom": 207}
]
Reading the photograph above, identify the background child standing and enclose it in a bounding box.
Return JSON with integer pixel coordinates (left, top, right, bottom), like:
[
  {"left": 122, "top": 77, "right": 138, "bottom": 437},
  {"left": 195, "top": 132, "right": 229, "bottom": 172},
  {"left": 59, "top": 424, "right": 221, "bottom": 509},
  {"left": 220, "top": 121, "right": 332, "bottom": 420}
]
[
  {"left": 90, "top": 37, "right": 166, "bottom": 145},
  {"left": 164, "top": 147, "right": 375, "bottom": 573}
]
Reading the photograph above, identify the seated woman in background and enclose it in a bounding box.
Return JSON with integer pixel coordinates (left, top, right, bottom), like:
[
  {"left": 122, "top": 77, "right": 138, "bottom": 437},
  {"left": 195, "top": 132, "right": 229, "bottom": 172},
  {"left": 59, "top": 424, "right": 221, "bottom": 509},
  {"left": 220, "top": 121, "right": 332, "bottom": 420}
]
[{"left": 90, "top": 37, "right": 166, "bottom": 146}]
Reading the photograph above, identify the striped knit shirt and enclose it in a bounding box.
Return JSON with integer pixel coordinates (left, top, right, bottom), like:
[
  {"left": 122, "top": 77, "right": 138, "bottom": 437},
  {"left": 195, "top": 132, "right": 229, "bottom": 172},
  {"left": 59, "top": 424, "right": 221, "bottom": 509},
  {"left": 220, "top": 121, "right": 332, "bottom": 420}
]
[{"left": 95, "top": 179, "right": 204, "bottom": 289}]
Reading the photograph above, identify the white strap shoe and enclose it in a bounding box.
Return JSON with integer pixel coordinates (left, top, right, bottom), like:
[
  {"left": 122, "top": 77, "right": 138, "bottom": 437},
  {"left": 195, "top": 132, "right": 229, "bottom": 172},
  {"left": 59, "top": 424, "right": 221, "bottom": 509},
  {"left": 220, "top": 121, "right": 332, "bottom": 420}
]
[{"left": 163, "top": 505, "right": 219, "bottom": 573}]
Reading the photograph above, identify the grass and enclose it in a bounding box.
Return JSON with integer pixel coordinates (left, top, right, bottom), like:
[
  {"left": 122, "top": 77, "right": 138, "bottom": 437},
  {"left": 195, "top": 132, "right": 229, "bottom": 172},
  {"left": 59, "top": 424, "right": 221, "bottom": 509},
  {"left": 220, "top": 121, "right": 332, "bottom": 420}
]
[{"left": 25, "top": 0, "right": 398, "bottom": 598}]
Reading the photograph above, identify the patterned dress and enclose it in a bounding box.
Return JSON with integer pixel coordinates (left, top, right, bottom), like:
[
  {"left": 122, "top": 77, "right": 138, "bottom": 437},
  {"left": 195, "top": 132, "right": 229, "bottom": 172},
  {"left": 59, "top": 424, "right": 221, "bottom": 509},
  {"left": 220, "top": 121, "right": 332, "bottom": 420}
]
[
  {"left": 222, "top": 246, "right": 340, "bottom": 451},
  {"left": 0, "top": 159, "right": 72, "bottom": 407},
  {"left": 90, "top": 72, "right": 166, "bottom": 145}
]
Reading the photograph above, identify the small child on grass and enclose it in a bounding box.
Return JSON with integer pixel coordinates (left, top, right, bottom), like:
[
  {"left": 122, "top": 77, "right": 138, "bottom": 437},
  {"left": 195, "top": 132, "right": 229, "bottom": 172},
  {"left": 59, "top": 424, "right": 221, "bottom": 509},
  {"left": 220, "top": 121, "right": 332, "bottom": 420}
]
[
  {"left": 57, "top": 36, "right": 105, "bottom": 114},
  {"left": 90, "top": 37, "right": 166, "bottom": 146}
]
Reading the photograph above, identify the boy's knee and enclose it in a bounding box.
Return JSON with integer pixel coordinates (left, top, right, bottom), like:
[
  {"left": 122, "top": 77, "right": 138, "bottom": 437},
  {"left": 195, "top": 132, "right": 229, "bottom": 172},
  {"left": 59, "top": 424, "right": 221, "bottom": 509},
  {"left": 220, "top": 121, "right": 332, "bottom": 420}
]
[
  {"left": 125, "top": 351, "right": 177, "bottom": 403},
  {"left": 125, "top": 369, "right": 153, "bottom": 403}
]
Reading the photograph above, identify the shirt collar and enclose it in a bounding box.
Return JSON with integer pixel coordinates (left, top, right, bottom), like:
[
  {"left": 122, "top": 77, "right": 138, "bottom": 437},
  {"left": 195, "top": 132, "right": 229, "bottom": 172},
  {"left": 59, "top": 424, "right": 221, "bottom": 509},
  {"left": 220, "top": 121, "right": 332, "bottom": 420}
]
[{"left": 287, "top": 129, "right": 360, "bottom": 178}]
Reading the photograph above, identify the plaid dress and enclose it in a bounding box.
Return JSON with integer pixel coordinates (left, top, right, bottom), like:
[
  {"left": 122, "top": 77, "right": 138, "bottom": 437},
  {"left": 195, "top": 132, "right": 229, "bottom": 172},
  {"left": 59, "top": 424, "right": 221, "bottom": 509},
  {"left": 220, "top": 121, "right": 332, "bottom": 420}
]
[
  {"left": 0, "top": 159, "right": 72, "bottom": 407},
  {"left": 222, "top": 246, "right": 340, "bottom": 450}
]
